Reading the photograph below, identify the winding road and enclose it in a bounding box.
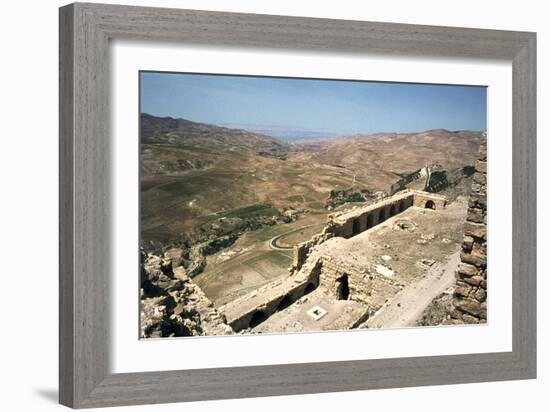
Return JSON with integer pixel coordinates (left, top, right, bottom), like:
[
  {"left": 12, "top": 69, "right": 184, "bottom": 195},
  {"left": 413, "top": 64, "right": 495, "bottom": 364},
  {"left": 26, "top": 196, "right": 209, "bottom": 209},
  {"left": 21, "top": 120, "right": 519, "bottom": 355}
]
[{"left": 269, "top": 224, "right": 319, "bottom": 250}]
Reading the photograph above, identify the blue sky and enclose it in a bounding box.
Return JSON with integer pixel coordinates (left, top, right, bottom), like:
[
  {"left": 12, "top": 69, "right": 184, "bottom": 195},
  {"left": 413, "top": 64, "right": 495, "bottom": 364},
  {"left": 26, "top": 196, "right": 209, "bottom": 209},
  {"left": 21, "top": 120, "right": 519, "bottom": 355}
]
[{"left": 140, "top": 71, "right": 486, "bottom": 135}]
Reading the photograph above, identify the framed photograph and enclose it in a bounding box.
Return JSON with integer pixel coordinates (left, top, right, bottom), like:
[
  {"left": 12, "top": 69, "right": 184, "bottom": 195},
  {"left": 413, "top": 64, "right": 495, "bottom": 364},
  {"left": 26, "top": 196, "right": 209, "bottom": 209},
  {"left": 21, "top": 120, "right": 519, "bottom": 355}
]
[{"left": 59, "top": 3, "right": 536, "bottom": 408}]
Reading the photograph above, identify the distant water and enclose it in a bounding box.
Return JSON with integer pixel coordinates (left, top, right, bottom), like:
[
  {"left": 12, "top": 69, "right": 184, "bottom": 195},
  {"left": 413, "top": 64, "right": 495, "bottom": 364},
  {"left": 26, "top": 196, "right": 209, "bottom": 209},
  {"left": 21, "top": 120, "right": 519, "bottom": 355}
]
[
  {"left": 220, "top": 124, "right": 340, "bottom": 141},
  {"left": 264, "top": 131, "right": 338, "bottom": 142}
]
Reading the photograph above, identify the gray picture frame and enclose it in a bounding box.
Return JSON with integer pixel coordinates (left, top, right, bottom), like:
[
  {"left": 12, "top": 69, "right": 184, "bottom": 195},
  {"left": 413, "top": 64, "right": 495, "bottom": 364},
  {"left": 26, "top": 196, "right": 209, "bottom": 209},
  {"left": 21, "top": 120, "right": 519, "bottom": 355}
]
[{"left": 59, "top": 2, "right": 537, "bottom": 409}]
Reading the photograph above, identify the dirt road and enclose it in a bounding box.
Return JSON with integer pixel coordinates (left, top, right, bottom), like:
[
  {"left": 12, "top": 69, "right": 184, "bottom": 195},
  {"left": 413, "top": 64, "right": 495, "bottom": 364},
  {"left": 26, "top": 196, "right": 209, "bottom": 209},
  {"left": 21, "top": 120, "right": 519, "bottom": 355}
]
[
  {"left": 365, "top": 249, "right": 460, "bottom": 328},
  {"left": 269, "top": 224, "right": 318, "bottom": 250}
]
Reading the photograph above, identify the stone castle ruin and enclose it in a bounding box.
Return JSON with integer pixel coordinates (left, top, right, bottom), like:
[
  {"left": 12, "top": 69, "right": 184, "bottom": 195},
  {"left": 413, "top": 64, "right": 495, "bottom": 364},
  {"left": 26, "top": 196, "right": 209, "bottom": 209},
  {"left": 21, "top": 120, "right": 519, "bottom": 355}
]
[
  {"left": 292, "top": 190, "right": 446, "bottom": 273},
  {"left": 141, "top": 150, "right": 487, "bottom": 336},
  {"left": 218, "top": 189, "right": 448, "bottom": 333}
]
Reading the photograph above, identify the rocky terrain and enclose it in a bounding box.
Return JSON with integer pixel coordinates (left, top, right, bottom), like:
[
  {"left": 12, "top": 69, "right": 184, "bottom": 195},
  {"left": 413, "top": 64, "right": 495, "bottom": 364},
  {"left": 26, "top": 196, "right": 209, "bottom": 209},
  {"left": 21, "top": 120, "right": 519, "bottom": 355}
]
[
  {"left": 140, "top": 249, "right": 233, "bottom": 338},
  {"left": 418, "top": 290, "right": 455, "bottom": 326}
]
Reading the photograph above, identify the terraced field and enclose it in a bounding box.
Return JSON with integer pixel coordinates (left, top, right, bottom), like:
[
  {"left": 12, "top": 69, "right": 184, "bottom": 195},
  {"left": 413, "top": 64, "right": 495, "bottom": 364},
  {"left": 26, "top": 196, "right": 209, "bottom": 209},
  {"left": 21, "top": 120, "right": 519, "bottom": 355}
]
[
  {"left": 140, "top": 144, "right": 359, "bottom": 244},
  {"left": 194, "top": 213, "right": 329, "bottom": 305}
]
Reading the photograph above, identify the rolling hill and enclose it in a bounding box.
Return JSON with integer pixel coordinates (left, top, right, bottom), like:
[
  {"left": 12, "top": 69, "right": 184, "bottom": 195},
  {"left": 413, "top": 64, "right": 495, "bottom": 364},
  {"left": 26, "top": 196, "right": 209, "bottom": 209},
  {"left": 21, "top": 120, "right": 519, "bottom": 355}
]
[{"left": 140, "top": 114, "right": 484, "bottom": 246}]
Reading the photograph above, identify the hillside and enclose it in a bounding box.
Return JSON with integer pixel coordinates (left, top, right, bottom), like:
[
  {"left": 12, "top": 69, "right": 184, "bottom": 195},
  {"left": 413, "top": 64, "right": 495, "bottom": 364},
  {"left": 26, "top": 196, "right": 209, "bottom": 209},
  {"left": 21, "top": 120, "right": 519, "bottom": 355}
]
[
  {"left": 304, "top": 129, "right": 483, "bottom": 191},
  {"left": 141, "top": 113, "right": 293, "bottom": 176},
  {"left": 140, "top": 114, "right": 484, "bottom": 247}
]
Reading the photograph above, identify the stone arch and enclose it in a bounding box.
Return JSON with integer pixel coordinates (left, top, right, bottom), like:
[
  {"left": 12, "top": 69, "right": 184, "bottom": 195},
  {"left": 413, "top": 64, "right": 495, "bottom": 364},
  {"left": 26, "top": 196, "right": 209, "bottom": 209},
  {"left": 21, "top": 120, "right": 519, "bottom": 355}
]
[
  {"left": 390, "top": 203, "right": 398, "bottom": 216},
  {"left": 249, "top": 310, "right": 267, "bottom": 328},
  {"left": 336, "top": 274, "right": 350, "bottom": 300},
  {"left": 366, "top": 213, "right": 374, "bottom": 229},
  {"left": 304, "top": 282, "right": 316, "bottom": 294},
  {"left": 379, "top": 208, "right": 386, "bottom": 222},
  {"left": 425, "top": 200, "right": 436, "bottom": 210},
  {"left": 352, "top": 218, "right": 361, "bottom": 235},
  {"left": 277, "top": 295, "right": 293, "bottom": 311}
]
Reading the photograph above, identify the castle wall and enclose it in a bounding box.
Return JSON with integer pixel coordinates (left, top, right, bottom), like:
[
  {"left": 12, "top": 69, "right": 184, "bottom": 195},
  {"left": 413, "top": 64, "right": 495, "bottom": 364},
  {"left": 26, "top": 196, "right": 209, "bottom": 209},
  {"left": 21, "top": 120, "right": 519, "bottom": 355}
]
[
  {"left": 220, "top": 258, "right": 323, "bottom": 332},
  {"left": 450, "top": 142, "right": 487, "bottom": 323},
  {"left": 291, "top": 190, "right": 446, "bottom": 273},
  {"left": 412, "top": 192, "right": 447, "bottom": 209},
  {"left": 319, "top": 258, "right": 401, "bottom": 313},
  {"left": 291, "top": 232, "right": 333, "bottom": 273},
  {"left": 230, "top": 188, "right": 451, "bottom": 332},
  {"left": 323, "top": 190, "right": 443, "bottom": 240}
]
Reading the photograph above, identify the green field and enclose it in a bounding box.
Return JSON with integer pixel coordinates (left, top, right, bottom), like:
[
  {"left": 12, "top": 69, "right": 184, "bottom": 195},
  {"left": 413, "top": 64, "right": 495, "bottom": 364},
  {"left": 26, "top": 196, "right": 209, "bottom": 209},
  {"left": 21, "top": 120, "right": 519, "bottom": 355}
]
[
  {"left": 195, "top": 249, "right": 292, "bottom": 306},
  {"left": 276, "top": 224, "right": 325, "bottom": 247},
  {"left": 219, "top": 202, "right": 279, "bottom": 219}
]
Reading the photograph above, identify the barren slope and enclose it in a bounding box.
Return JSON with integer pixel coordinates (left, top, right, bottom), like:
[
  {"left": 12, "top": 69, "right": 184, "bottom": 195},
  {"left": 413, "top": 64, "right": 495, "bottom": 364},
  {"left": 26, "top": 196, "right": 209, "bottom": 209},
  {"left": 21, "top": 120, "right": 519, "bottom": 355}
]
[{"left": 140, "top": 115, "right": 483, "bottom": 247}]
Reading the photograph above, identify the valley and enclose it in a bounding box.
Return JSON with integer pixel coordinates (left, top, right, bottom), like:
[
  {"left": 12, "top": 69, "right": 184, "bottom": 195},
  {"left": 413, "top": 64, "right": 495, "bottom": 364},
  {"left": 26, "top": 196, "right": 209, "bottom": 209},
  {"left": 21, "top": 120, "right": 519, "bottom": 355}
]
[{"left": 139, "top": 113, "right": 484, "bottom": 336}]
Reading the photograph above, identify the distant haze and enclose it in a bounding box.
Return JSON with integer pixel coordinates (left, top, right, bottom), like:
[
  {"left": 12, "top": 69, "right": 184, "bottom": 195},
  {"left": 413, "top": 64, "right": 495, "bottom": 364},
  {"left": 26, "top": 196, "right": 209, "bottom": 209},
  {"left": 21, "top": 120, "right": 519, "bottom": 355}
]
[
  {"left": 140, "top": 71, "right": 487, "bottom": 138},
  {"left": 217, "top": 124, "right": 340, "bottom": 141}
]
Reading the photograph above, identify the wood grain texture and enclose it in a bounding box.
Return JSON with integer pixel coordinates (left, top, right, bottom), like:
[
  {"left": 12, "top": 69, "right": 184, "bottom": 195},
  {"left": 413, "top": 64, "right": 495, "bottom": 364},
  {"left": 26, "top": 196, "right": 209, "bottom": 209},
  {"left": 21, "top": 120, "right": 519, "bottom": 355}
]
[
  {"left": 59, "top": 2, "right": 537, "bottom": 408},
  {"left": 59, "top": 4, "right": 75, "bottom": 406}
]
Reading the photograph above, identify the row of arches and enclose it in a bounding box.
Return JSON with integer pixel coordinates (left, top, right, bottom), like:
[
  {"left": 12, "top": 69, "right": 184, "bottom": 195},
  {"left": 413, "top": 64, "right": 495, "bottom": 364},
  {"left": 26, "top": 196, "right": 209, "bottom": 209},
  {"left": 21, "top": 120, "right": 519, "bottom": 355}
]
[
  {"left": 247, "top": 281, "right": 317, "bottom": 329},
  {"left": 351, "top": 199, "right": 409, "bottom": 236}
]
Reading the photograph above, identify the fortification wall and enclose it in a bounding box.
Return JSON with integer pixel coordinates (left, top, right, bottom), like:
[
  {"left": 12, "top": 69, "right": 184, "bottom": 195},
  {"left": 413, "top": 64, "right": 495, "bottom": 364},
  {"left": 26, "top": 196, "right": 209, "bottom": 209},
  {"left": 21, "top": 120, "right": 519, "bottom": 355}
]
[
  {"left": 412, "top": 191, "right": 447, "bottom": 209},
  {"left": 219, "top": 258, "right": 323, "bottom": 332},
  {"left": 291, "top": 190, "right": 447, "bottom": 273},
  {"left": 450, "top": 142, "right": 487, "bottom": 323},
  {"left": 319, "top": 258, "right": 401, "bottom": 313},
  {"left": 220, "top": 251, "right": 403, "bottom": 332},
  {"left": 328, "top": 190, "right": 446, "bottom": 238},
  {"left": 291, "top": 232, "right": 333, "bottom": 274}
]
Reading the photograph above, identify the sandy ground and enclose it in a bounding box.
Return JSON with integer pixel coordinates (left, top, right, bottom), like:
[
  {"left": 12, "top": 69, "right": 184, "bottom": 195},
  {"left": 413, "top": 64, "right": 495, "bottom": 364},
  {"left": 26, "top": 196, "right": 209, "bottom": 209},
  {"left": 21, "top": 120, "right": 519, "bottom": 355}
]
[
  {"left": 364, "top": 249, "right": 460, "bottom": 328},
  {"left": 251, "top": 289, "right": 369, "bottom": 334}
]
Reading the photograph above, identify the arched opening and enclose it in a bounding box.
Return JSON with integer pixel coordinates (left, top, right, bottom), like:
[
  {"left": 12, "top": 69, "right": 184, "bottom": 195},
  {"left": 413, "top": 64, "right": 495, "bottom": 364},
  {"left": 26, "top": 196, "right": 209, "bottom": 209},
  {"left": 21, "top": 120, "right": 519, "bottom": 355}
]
[
  {"left": 277, "top": 295, "right": 293, "bottom": 311},
  {"left": 400, "top": 200, "right": 406, "bottom": 212},
  {"left": 352, "top": 218, "right": 361, "bottom": 235},
  {"left": 366, "top": 214, "right": 374, "bottom": 229},
  {"left": 304, "top": 282, "right": 316, "bottom": 294},
  {"left": 425, "top": 200, "right": 436, "bottom": 210},
  {"left": 379, "top": 208, "right": 386, "bottom": 222},
  {"left": 390, "top": 204, "right": 397, "bottom": 216},
  {"left": 336, "top": 274, "right": 350, "bottom": 300},
  {"left": 249, "top": 311, "right": 267, "bottom": 328}
]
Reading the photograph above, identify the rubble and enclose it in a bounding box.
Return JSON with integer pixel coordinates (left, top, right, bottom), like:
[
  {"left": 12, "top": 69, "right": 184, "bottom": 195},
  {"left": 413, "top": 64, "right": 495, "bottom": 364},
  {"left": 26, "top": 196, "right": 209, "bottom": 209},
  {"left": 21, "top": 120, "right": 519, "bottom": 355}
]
[{"left": 140, "top": 249, "right": 234, "bottom": 338}]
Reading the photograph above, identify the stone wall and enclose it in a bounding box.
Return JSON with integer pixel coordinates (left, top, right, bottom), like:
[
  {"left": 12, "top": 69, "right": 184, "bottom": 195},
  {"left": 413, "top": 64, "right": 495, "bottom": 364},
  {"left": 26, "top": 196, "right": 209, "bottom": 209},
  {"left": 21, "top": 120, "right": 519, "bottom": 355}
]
[
  {"left": 220, "top": 252, "right": 403, "bottom": 332},
  {"left": 411, "top": 191, "right": 447, "bottom": 209},
  {"left": 390, "top": 166, "right": 430, "bottom": 193},
  {"left": 319, "top": 257, "right": 401, "bottom": 314},
  {"left": 291, "top": 231, "right": 333, "bottom": 273},
  {"left": 326, "top": 190, "right": 446, "bottom": 239},
  {"left": 292, "top": 190, "right": 446, "bottom": 273},
  {"left": 450, "top": 142, "right": 487, "bottom": 323},
  {"left": 219, "top": 258, "right": 323, "bottom": 332}
]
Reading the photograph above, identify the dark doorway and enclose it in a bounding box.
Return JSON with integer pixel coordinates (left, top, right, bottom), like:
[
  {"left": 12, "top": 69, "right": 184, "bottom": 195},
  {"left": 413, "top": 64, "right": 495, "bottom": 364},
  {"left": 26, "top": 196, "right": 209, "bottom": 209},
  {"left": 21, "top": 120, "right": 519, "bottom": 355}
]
[
  {"left": 366, "top": 214, "right": 374, "bottom": 229},
  {"left": 336, "top": 274, "right": 350, "bottom": 300},
  {"left": 400, "top": 200, "right": 406, "bottom": 212},
  {"left": 304, "top": 282, "right": 316, "bottom": 294},
  {"left": 277, "top": 295, "right": 293, "bottom": 311},
  {"left": 352, "top": 218, "right": 361, "bottom": 235},
  {"left": 425, "top": 200, "right": 436, "bottom": 210},
  {"left": 379, "top": 208, "right": 386, "bottom": 222},
  {"left": 249, "top": 311, "right": 267, "bottom": 328},
  {"left": 390, "top": 204, "right": 397, "bottom": 216}
]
